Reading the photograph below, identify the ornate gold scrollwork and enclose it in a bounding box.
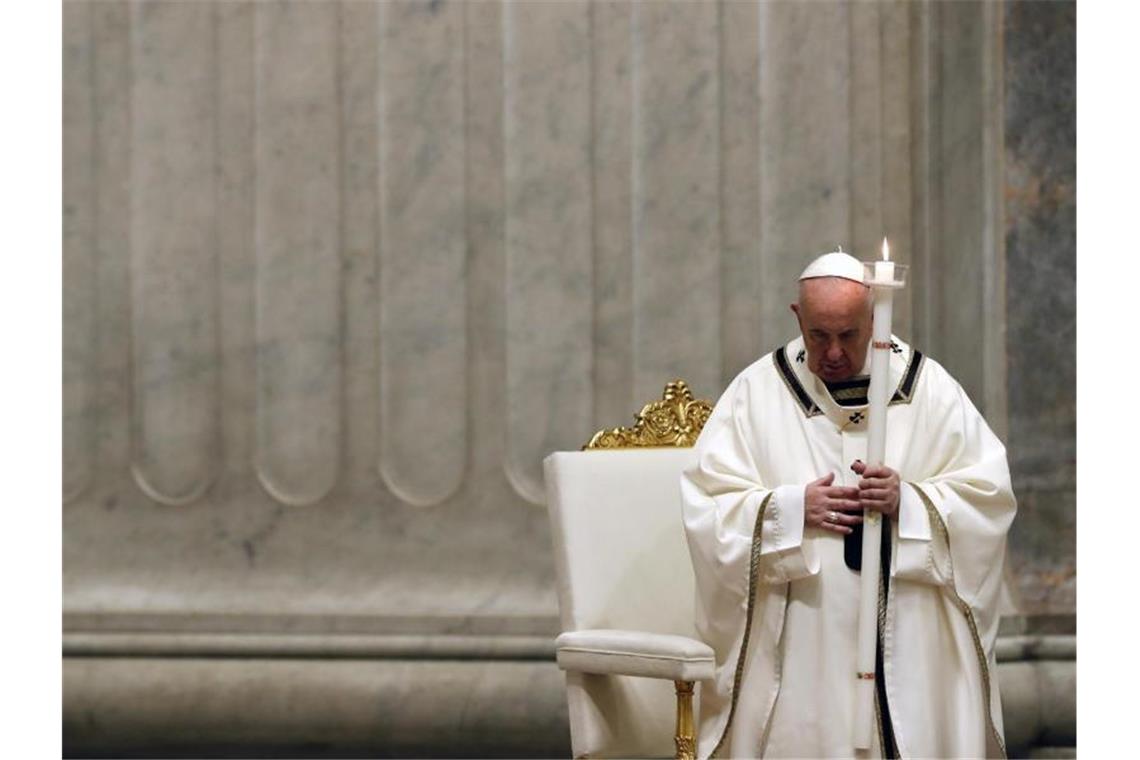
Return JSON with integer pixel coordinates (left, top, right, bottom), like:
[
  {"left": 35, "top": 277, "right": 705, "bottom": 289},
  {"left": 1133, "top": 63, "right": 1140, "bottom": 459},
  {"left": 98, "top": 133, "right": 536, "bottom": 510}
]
[{"left": 583, "top": 380, "right": 713, "bottom": 450}]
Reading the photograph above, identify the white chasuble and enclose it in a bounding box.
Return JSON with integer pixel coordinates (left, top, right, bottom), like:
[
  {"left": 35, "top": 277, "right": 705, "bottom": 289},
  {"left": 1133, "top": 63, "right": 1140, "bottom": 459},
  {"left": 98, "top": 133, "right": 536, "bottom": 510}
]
[{"left": 681, "top": 336, "right": 1015, "bottom": 759}]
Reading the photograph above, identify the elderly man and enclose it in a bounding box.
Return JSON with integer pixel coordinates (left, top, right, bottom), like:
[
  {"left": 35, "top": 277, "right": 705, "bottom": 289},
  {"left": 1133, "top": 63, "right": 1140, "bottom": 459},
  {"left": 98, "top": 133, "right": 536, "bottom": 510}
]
[{"left": 681, "top": 251, "right": 1015, "bottom": 759}]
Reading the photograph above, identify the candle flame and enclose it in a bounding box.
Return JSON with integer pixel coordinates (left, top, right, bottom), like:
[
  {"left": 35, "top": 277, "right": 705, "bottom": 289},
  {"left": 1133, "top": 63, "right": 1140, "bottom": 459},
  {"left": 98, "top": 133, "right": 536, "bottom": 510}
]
[{"left": 881, "top": 237, "right": 890, "bottom": 261}]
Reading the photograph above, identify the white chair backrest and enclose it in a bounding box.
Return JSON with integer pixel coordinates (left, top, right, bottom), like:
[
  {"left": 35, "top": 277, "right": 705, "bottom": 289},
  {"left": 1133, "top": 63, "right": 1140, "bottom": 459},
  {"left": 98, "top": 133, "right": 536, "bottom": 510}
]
[
  {"left": 544, "top": 447, "right": 700, "bottom": 758},
  {"left": 545, "top": 448, "right": 699, "bottom": 635}
]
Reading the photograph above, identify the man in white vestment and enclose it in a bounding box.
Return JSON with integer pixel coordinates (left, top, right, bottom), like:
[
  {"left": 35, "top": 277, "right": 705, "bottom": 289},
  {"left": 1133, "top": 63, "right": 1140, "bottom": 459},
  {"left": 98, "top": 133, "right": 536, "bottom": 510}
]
[{"left": 681, "top": 251, "right": 1016, "bottom": 759}]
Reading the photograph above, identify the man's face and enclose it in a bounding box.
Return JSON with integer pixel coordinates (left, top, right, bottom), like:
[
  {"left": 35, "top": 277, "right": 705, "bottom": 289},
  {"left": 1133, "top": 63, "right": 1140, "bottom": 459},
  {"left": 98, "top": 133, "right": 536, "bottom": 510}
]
[{"left": 790, "top": 278, "right": 873, "bottom": 383}]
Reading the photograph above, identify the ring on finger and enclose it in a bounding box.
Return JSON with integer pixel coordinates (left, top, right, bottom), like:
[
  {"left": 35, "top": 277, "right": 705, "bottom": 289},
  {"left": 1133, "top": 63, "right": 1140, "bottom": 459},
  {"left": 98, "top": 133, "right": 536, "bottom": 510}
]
[{"left": 828, "top": 510, "right": 839, "bottom": 523}]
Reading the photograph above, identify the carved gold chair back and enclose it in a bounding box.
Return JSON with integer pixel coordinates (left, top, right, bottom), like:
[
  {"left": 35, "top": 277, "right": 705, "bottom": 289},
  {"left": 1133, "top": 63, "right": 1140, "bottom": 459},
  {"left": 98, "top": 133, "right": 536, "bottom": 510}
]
[{"left": 583, "top": 380, "right": 712, "bottom": 451}]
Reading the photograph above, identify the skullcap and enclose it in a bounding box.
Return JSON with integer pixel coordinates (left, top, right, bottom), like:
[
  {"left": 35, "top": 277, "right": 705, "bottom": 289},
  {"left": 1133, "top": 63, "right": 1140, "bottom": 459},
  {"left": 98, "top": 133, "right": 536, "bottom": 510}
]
[{"left": 798, "top": 250, "right": 865, "bottom": 284}]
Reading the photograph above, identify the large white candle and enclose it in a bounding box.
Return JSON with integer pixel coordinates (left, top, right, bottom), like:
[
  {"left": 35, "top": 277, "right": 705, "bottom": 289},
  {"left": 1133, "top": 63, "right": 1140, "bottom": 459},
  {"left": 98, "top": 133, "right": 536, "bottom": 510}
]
[{"left": 853, "top": 239, "right": 899, "bottom": 750}]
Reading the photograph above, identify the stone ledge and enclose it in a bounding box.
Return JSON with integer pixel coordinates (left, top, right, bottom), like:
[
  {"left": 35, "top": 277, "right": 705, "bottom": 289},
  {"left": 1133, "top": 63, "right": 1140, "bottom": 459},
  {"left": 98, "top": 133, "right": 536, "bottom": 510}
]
[
  {"left": 64, "top": 657, "right": 571, "bottom": 759},
  {"left": 66, "top": 629, "right": 1074, "bottom": 664},
  {"left": 64, "top": 632, "right": 556, "bottom": 661},
  {"left": 998, "top": 613, "right": 1076, "bottom": 636},
  {"left": 64, "top": 653, "right": 1075, "bottom": 758},
  {"left": 998, "top": 659, "right": 1076, "bottom": 755},
  {"left": 62, "top": 611, "right": 563, "bottom": 637},
  {"left": 63, "top": 618, "right": 1076, "bottom": 757},
  {"left": 996, "top": 634, "right": 1076, "bottom": 662}
]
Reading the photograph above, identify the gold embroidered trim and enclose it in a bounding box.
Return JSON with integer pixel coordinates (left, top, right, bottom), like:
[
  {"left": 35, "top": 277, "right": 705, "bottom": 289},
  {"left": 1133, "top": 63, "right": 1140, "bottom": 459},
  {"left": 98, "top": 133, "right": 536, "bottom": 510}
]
[
  {"left": 583, "top": 380, "right": 712, "bottom": 449},
  {"left": 913, "top": 486, "right": 1008, "bottom": 758},
  {"left": 709, "top": 492, "right": 774, "bottom": 759},
  {"left": 831, "top": 385, "right": 870, "bottom": 402}
]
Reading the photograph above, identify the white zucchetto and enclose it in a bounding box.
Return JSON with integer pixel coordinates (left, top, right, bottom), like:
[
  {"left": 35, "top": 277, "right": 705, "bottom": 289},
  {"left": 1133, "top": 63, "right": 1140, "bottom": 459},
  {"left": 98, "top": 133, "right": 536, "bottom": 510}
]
[{"left": 798, "top": 250, "right": 865, "bottom": 284}]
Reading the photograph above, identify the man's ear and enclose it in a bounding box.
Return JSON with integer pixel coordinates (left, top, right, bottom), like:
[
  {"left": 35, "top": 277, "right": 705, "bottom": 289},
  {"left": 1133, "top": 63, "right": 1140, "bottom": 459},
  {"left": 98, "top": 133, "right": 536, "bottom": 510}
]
[{"left": 790, "top": 303, "right": 805, "bottom": 333}]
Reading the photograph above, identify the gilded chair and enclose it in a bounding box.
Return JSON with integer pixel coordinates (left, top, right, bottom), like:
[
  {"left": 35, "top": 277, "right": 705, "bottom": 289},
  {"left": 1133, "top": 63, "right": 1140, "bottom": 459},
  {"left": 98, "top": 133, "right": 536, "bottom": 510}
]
[{"left": 544, "top": 381, "right": 715, "bottom": 759}]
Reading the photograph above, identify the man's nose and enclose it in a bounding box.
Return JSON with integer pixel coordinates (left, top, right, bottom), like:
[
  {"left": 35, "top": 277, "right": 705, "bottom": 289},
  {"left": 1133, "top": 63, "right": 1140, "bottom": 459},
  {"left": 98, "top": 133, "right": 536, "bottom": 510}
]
[{"left": 826, "top": 343, "right": 844, "bottom": 361}]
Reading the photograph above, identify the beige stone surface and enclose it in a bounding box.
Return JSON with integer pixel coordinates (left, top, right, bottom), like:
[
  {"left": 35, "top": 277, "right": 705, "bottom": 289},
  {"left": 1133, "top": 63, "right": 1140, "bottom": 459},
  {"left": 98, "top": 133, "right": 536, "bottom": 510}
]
[
  {"left": 62, "top": 0, "right": 1073, "bottom": 754},
  {"left": 65, "top": 0, "right": 1027, "bottom": 614},
  {"left": 62, "top": 639, "right": 1071, "bottom": 757},
  {"left": 503, "top": 0, "right": 594, "bottom": 504},
  {"left": 379, "top": 0, "right": 470, "bottom": 507},
  {"left": 129, "top": 1, "right": 221, "bottom": 506},
  {"left": 64, "top": 657, "right": 570, "bottom": 757}
]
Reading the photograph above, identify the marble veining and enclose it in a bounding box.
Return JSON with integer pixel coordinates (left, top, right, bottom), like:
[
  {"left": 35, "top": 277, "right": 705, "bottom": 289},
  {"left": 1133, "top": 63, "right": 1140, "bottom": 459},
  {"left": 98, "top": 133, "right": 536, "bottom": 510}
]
[
  {"left": 253, "top": 1, "right": 342, "bottom": 507},
  {"left": 64, "top": 0, "right": 97, "bottom": 503},
  {"left": 503, "top": 0, "right": 593, "bottom": 504},
  {"left": 378, "top": 0, "right": 469, "bottom": 507},
  {"left": 61, "top": 0, "right": 1074, "bottom": 636},
  {"left": 758, "top": 0, "right": 853, "bottom": 353},
  {"left": 1002, "top": 0, "right": 1075, "bottom": 613},
  {"left": 590, "top": 1, "right": 636, "bottom": 428},
  {"left": 129, "top": 0, "right": 220, "bottom": 505},
  {"left": 631, "top": 0, "right": 721, "bottom": 404}
]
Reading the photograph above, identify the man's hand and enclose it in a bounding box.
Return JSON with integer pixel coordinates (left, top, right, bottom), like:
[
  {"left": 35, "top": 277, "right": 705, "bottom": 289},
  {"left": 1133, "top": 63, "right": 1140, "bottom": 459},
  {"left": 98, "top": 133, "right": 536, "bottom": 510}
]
[
  {"left": 804, "top": 473, "right": 863, "bottom": 535},
  {"left": 850, "top": 460, "right": 900, "bottom": 519}
]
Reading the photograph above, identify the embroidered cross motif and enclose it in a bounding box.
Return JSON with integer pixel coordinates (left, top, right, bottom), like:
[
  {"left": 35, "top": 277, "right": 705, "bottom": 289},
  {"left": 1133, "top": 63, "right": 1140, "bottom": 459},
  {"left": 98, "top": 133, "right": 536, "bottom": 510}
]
[
  {"left": 848, "top": 411, "right": 865, "bottom": 424},
  {"left": 796, "top": 349, "right": 805, "bottom": 363},
  {"left": 890, "top": 341, "right": 902, "bottom": 355}
]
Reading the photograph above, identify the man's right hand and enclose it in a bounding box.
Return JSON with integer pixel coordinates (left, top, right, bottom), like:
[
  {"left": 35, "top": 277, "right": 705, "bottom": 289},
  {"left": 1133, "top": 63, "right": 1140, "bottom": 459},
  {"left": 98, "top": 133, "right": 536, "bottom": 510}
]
[{"left": 804, "top": 473, "right": 863, "bottom": 535}]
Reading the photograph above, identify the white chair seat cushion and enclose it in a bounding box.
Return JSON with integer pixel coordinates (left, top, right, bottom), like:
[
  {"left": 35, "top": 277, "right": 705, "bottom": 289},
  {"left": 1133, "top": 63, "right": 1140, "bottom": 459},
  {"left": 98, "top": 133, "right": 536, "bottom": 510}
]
[{"left": 556, "top": 629, "right": 715, "bottom": 682}]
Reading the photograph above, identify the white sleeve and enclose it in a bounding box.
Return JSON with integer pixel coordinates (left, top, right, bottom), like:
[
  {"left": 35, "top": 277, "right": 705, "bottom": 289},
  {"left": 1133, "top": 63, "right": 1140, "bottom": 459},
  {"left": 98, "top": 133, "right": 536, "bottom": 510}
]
[
  {"left": 756, "top": 483, "right": 820, "bottom": 583},
  {"left": 681, "top": 374, "right": 819, "bottom": 607},
  {"left": 891, "top": 481, "right": 952, "bottom": 585},
  {"left": 890, "top": 367, "right": 1016, "bottom": 643}
]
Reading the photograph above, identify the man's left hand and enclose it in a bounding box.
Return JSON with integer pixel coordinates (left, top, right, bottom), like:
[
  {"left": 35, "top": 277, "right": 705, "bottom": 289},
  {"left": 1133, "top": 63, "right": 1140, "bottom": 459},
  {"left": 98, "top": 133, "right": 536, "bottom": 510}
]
[{"left": 850, "top": 460, "right": 900, "bottom": 519}]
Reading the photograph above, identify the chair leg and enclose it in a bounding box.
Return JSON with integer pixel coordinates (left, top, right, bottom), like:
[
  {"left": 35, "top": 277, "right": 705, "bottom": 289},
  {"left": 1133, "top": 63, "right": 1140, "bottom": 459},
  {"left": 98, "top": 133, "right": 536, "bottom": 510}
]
[{"left": 674, "top": 679, "right": 695, "bottom": 760}]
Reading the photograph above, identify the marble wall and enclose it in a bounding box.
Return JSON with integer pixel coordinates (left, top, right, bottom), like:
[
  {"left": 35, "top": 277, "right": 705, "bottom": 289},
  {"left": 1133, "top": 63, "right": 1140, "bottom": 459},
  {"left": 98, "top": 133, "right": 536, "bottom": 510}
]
[
  {"left": 63, "top": 1, "right": 1075, "bottom": 755},
  {"left": 1002, "top": 0, "right": 1076, "bottom": 615}
]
